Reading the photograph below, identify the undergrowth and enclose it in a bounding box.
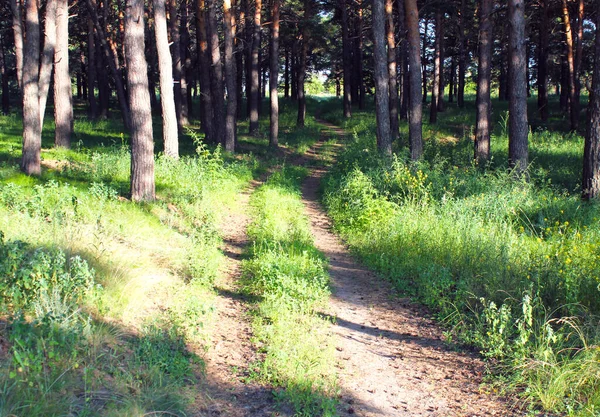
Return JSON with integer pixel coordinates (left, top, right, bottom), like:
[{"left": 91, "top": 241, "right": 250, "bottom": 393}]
[
  {"left": 242, "top": 165, "right": 338, "bottom": 416},
  {"left": 318, "top": 98, "right": 600, "bottom": 416}
]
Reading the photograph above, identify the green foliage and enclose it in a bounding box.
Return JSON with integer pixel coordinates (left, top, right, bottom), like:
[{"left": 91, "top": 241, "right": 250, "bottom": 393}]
[
  {"left": 319, "top": 100, "right": 600, "bottom": 415},
  {"left": 242, "top": 165, "right": 338, "bottom": 416}
]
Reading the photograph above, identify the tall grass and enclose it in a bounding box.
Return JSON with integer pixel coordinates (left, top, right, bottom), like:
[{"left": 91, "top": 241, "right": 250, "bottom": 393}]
[{"left": 317, "top": 98, "right": 600, "bottom": 415}]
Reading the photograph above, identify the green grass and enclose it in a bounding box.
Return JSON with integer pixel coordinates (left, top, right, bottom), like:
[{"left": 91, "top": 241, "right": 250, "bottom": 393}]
[
  {"left": 316, "top": 96, "right": 600, "bottom": 415},
  {"left": 242, "top": 165, "right": 338, "bottom": 416}
]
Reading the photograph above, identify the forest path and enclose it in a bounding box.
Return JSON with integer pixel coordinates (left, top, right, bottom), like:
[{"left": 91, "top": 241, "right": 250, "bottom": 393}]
[
  {"left": 299, "top": 120, "right": 519, "bottom": 417},
  {"left": 195, "top": 176, "right": 282, "bottom": 417}
]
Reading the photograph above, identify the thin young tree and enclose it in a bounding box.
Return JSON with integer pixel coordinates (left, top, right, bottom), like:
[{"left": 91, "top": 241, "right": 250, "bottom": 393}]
[
  {"left": 405, "top": 0, "right": 422, "bottom": 160},
  {"left": 224, "top": 0, "right": 238, "bottom": 151},
  {"left": 153, "top": 0, "right": 179, "bottom": 158},
  {"left": 508, "top": 0, "right": 528, "bottom": 172},
  {"left": 373, "top": 0, "right": 392, "bottom": 155},
  {"left": 125, "top": 0, "right": 155, "bottom": 201},
  {"left": 21, "top": 0, "right": 41, "bottom": 175},
  {"left": 249, "top": 0, "right": 262, "bottom": 135},
  {"left": 269, "top": 0, "right": 280, "bottom": 147},
  {"left": 582, "top": 0, "right": 600, "bottom": 199},
  {"left": 474, "top": 0, "right": 493, "bottom": 166},
  {"left": 54, "top": 0, "right": 73, "bottom": 148}
]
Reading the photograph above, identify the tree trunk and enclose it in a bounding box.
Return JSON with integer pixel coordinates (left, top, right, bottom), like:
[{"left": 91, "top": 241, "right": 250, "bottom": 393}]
[
  {"left": 244, "top": 0, "right": 252, "bottom": 116},
  {"left": 87, "top": 18, "right": 99, "bottom": 118},
  {"left": 356, "top": 0, "right": 365, "bottom": 109},
  {"left": 422, "top": 17, "right": 429, "bottom": 103},
  {"left": 235, "top": 0, "right": 244, "bottom": 119},
  {"left": 196, "top": 0, "right": 215, "bottom": 142},
  {"left": 269, "top": 0, "right": 280, "bottom": 147},
  {"left": 537, "top": 0, "right": 549, "bottom": 121},
  {"left": 386, "top": 0, "right": 398, "bottom": 140},
  {"left": 154, "top": 0, "right": 179, "bottom": 158},
  {"left": 398, "top": 0, "right": 408, "bottom": 119},
  {"left": 457, "top": 0, "right": 466, "bottom": 107},
  {"left": 10, "top": 0, "right": 24, "bottom": 92},
  {"left": 224, "top": 0, "right": 237, "bottom": 151},
  {"left": 249, "top": 0, "right": 262, "bottom": 135},
  {"left": 96, "top": 40, "right": 109, "bottom": 119},
  {"left": 405, "top": 0, "right": 422, "bottom": 160},
  {"left": 125, "top": 0, "right": 155, "bottom": 201},
  {"left": 475, "top": 0, "right": 492, "bottom": 166},
  {"left": 22, "top": 0, "right": 41, "bottom": 175},
  {"left": 297, "top": 0, "right": 310, "bottom": 128},
  {"left": 54, "top": 0, "right": 73, "bottom": 148},
  {"left": 436, "top": 11, "right": 445, "bottom": 113},
  {"left": 582, "top": 0, "right": 600, "bottom": 200},
  {"left": 169, "top": 0, "right": 185, "bottom": 126},
  {"left": 0, "top": 32, "right": 10, "bottom": 114},
  {"left": 560, "top": 52, "right": 569, "bottom": 111},
  {"left": 562, "top": 0, "right": 579, "bottom": 131},
  {"left": 508, "top": 0, "right": 528, "bottom": 173},
  {"left": 374, "top": 0, "right": 392, "bottom": 154},
  {"left": 448, "top": 55, "right": 455, "bottom": 103},
  {"left": 180, "top": 0, "right": 192, "bottom": 122},
  {"left": 430, "top": 10, "right": 441, "bottom": 124},
  {"left": 574, "top": 0, "right": 583, "bottom": 105},
  {"left": 340, "top": 0, "right": 352, "bottom": 118},
  {"left": 284, "top": 46, "right": 290, "bottom": 98},
  {"left": 207, "top": 0, "right": 225, "bottom": 143},
  {"left": 38, "top": 0, "right": 57, "bottom": 127}
]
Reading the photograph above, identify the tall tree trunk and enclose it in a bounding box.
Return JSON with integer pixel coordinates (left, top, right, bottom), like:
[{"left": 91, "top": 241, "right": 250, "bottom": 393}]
[
  {"left": 574, "top": 0, "right": 583, "bottom": 104},
  {"left": 457, "top": 0, "right": 466, "bottom": 107},
  {"left": 244, "top": 0, "right": 252, "bottom": 117},
  {"left": 291, "top": 42, "right": 297, "bottom": 100},
  {"left": 207, "top": 0, "right": 225, "bottom": 143},
  {"left": 38, "top": 0, "right": 57, "bottom": 127},
  {"left": 169, "top": 0, "right": 185, "bottom": 126},
  {"left": 374, "top": 0, "right": 392, "bottom": 154},
  {"left": 475, "top": 0, "right": 492, "bottom": 166},
  {"left": 96, "top": 40, "right": 109, "bottom": 118},
  {"left": 386, "top": 0, "right": 398, "bottom": 140},
  {"left": 297, "top": 0, "right": 310, "bottom": 128},
  {"left": 235, "top": 0, "right": 244, "bottom": 119},
  {"left": 224, "top": 0, "right": 237, "bottom": 151},
  {"left": 562, "top": 0, "right": 579, "bottom": 131},
  {"left": 22, "top": 0, "right": 41, "bottom": 175},
  {"left": 180, "top": 0, "right": 192, "bottom": 122},
  {"left": 269, "top": 0, "right": 280, "bottom": 147},
  {"left": 154, "top": 0, "right": 179, "bottom": 158},
  {"left": 249, "top": 0, "right": 262, "bottom": 134},
  {"left": 582, "top": 1, "right": 600, "bottom": 200},
  {"left": 430, "top": 10, "right": 441, "bottom": 124},
  {"left": 356, "top": 0, "right": 365, "bottom": 109},
  {"left": 422, "top": 17, "right": 429, "bottom": 103},
  {"left": 508, "top": 0, "right": 528, "bottom": 173},
  {"left": 405, "top": 0, "right": 422, "bottom": 160},
  {"left": 125, "top": 0, "right": 155, "bottom": 201},
  {"left": 340, "top": 0, "right": 352, "bottom": 118},
  {"left": 560, "top": 52, "right": 569, "bottom": 111},
  {"left": 538, "top": 0, "right": 549, "bottom": 121},
  {"left": 398, "top": 0, "right": 408, "bottom": 119},
  {"left": 448, "top": 55, "right": 455, "bottom": 103},
  {"left": 284, "top": 46, "right": 290, "bottom": 98},
  {"left": 54, "top": 0, "right": 73, "bottom": 148},
  {"left": 0, "top": 32, "right": 10, "bottom": 114},
  {"left": 196, "top": 0, "right": 215, "bottom": 142},
  {"left": 437, "top": 11, "right": 445, "bottom": 113},
  {"left": 87, "top": 18, "right": 99, "bottom": 118},
  {"left": 10, "top": 0, "right": 24, "bottom": 92}
]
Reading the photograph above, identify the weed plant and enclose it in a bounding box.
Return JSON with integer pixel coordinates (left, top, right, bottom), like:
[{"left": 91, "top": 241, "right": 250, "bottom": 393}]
[
  {"left": 0, "top": 114, "right": 254, "bottom": 416},
  {"left": 317, "top": 98, "right": 600, "bottom": 415},
  {"left": 242, "top": 165, "right": 338, "bottom": 416}
]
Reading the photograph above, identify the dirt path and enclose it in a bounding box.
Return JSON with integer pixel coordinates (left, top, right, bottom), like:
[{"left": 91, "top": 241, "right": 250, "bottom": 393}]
[
  {"left": 300, "top": 121, "right": 520, "bottom": 417},
  {"left": 195, "top": 178, "right": 280, "bottom": 417}
]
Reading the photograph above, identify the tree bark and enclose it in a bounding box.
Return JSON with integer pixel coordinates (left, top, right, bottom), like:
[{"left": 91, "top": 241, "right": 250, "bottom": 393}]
[
  {"left": 374, "top": 0, "right": 392, "bottom": 154},
  {"left": 436, "top": 11, "right": 445, "bottom": 113},
  {"left": 297, "top": 0, "right": 310, "bottom": 128},
  {"left": 196, "top": 0, "right": 215, "bottom": 142},
  {"left": 269, "top": 0, "right": 280, "bottom": 147},
  {"left": 249, "top": 0, "right": 262, "bottom": 134},
  {"left": 207, "top": 0, "right": 225, "bottom": 143},
  {"left": 224, "top": 0, "right": 238, "bottom": 151},
  {"left": 340, "top": 0, "right": 352, "bottom": 118},
  {"left": 10, "top": 0, "right": 24, "bottom": 92},
  {"left": 398, "top": 0, "right": 408, "bottom": 119},
  {"left": 422, "top": 17, "right": 429, "bottom": 103},
  {"left": 405, "top": 0, "right": 422, "bottom": 160},
  {"left": 169, "top": 0, "right": 184, "bottom": 126},
  {"left": 475, "top": 0, "right": 492, "bottom": 166},
  {"left": 125, "top": 0, "right": 155, "bottom": 201},
  {"left": 562, "top": 0, "right": 579, "bottom": 131},
  {"left": 448, "top": 55, "right": 455, "bottom": 103},
  {"left": 38, "top": 0, "right": 57, "bottom": 127},
  {"left": 386, "top": 0, "right": 398, "bottom": 140},
  {"left": 356, "top": 0, "right": 365, "bottom": 109},
  {"left": 457, "top": 0, "right": 466, "bottom": 107},
  {"left": 537, "top": 0, "right": 549, "bottom": 121},
  {"left": 54, "top": 0, "right": 73, "bottom": 148},
  {"left": 582, "top": 0, "right": 600, "bottom": 200},
  {"left": 235, "top": 0, "right": 244, "bottom": 119},
  {"left": 284, "top": 46, "right": 290, "bottom": 98},
  {"left": 429, "top": 9, "right": 441, "bottom": 124},
  {"left": 0, "top": 32, "right": 10, "bottom": 114},
  {"left": 87, "top": 18, "right": 99, "bottom": 118},
  {"left": 21, "top": 0, "right": 41, "bottom": 175},
  {"left": 180, "top": 0, "right": 192, "bottom": 122},
  {"left": 154, "top": 0, "right": 179, "bottom": 158},
  {"left": 508, "top": 0, "right": 528, "bottom": 173}
]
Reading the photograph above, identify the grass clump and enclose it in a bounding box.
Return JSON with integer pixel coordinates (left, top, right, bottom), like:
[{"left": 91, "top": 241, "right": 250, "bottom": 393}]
[
  {"left": 242, "top": 165, "right": 338, "bottom": 416},
  {"left": 318, "top": 99, "right": 600, "bottom": 415}
]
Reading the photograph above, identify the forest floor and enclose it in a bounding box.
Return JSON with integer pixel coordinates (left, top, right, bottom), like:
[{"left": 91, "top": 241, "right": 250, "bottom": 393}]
[{"left": 199, "top": 120, "right": 522, "bottom": 416}]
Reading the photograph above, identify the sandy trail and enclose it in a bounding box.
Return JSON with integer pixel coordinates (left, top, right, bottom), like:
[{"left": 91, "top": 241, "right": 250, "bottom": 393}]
[{"left": 300, "top": 121, "right": 519, "bottom": 417}]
